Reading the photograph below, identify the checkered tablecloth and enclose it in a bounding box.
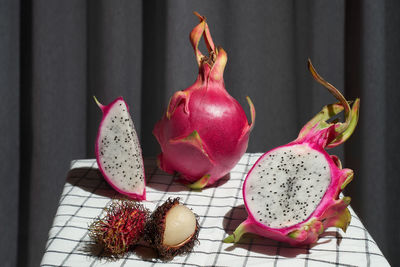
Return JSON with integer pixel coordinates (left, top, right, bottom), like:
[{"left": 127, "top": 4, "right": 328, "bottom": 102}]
[{"left": 41, "top": 153, "right": 389, "bottom": 267}]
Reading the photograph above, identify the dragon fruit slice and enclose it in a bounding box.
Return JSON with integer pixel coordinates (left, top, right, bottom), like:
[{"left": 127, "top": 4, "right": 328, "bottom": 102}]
[
  {"left": 94, "top": 97, "right": 146, "bottom": 200},
  {"left": 224, "top": 60, "right": 360, "bottom": 246},
  {"left": 153, "top": 12, "right": 255, "bottom": 189}
]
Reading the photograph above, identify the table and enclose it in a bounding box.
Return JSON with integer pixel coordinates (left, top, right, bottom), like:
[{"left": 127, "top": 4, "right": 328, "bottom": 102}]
[{"left": 41, "top": 153, "right": 390, "bottom": 267}]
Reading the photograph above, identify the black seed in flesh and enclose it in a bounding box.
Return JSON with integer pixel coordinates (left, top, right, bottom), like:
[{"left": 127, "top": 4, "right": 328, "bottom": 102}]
[{"left": 245, "top": 144, "right": 331, "bottom": 228}]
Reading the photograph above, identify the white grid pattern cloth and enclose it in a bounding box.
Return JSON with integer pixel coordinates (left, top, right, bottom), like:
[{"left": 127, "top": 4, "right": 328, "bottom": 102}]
[{"left": 41, "top": 153, "right": 390, "bottom": 267}]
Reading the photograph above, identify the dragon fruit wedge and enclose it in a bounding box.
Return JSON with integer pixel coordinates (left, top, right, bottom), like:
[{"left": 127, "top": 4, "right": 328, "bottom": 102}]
[
  {"left": 94, "top": 96, "right": 146, "bottom": 200},
  {"left": 224, "top": 60, "right": 360, "bottom": 246},
  {"left": 153, "top": 12, "right": 255, "bottom": 189}
]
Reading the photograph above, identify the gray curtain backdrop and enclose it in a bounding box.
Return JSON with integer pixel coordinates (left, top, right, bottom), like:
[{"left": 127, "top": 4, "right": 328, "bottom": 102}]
[{"left": 1, "top": 0, "right": 399, "bottom": 266}]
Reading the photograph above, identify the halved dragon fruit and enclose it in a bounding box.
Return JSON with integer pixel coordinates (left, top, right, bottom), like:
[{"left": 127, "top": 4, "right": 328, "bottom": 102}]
[
  {"left": 224, "top": 60, "right": 360, "bottom": 246},
  {"left": 94, "top": 97, "right": 146, "bottom": 200}
]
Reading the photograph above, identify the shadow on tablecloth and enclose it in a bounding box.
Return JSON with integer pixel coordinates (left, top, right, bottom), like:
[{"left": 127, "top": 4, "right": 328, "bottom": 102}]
[
  {"left": 66, "top": 167, "right": 116, "bottom": 198},
  {"left": 221, "top": 204, "right": 342, "bottom": 258}
]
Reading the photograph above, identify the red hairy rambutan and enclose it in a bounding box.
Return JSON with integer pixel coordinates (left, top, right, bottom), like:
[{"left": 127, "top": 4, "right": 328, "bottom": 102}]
[{"left": 88, "top": 199, "right": 150, "bottom": 257}]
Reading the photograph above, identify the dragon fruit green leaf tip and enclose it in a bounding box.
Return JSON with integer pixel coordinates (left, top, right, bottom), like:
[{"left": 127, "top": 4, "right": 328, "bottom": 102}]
[
  {"left": 153, "top": 12, "right": 255, "bottom": 189},
  {"left": 94, "top": 96, "right": 146, "bottom": 200},
  {"left": 224, "top": 59, "right": 360, "bottom": 246}
]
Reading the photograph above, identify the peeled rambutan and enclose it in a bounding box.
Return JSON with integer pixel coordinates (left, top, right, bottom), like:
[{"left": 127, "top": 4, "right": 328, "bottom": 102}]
[
  {"left": 88, "top": 199, "right": 150, "bottom": 257},
  {"left": 145, "top": 198, "right": 200, "bottom": 261}
]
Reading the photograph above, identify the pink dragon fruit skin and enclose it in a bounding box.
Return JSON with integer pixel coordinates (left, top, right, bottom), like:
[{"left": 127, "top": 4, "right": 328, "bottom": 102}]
[
  {"left": 224, "top": 60, "right": 359, "bottom": 246},
  {"left": 95, "top": 97, "right": 146, "bottom": 200},
  {"left": 153, "top": 12, "right": 255, "bottom": 189}
]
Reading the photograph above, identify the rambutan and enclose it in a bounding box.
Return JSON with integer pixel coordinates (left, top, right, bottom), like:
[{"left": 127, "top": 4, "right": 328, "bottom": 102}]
[
  {"left": 88, "top": 199, "right": 149, "bottom": 257},
  {"left": 145, "top": 198, "right": 200, "bottom": 261}
]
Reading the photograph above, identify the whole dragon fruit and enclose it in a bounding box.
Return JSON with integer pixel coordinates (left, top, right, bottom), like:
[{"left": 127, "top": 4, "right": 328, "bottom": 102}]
[
  {"left": 95, "top": 97, "right": 146, "bottom": 200},
  {"left": 153, "top": 12, "right": 255, "bottom": 189},
  {"left": 224, "top": 60, "right": 360, "bottom": 246}
]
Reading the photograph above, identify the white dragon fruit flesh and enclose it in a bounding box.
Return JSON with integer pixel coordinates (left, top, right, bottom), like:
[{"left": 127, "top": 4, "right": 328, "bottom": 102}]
[
  {"left": 224, "top": 60, "right": 360, "bottom": 246},
  {"left": 94, "top": 97, "right": 146, "bottom": 200}
]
